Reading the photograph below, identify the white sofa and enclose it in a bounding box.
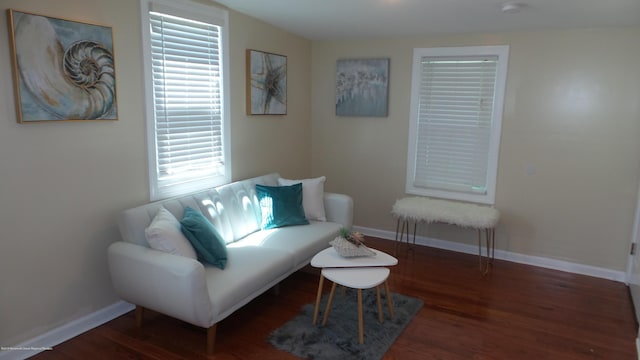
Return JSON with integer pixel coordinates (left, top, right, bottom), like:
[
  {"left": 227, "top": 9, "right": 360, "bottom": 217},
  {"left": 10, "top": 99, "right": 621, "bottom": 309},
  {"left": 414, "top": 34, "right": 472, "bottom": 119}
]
[{"left": 107, "top": 173, "right": 353, "bottom": 354}]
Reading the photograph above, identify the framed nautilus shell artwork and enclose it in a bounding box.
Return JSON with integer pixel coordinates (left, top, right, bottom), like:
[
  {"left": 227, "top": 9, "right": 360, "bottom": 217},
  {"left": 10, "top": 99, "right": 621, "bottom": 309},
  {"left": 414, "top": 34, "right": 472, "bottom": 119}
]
[
  {"left": 7, "top": 10, "right": 118, "bottom": 123},
  {"left": 246, "top": 49, "right": 287, "bottom": 115}
]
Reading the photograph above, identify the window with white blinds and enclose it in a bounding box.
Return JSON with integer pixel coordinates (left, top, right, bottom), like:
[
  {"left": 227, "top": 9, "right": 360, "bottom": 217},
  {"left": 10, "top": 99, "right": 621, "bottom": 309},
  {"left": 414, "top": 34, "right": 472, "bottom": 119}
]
[
  {"left": 406, "top": 46, "right": 509, "bottom": 204},
  {"left": 141, "top": 0, "right": 230, "bottom": 200}
]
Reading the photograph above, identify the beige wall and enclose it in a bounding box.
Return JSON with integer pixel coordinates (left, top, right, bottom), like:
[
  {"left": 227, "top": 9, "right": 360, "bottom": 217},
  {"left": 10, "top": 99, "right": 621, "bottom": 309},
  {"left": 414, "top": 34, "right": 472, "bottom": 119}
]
[
  {"left": 311, "top": 28, "right": 640, "bottom": 271},
  {"left": 0, "top": 0, "right": 311, "bottom": 346}
]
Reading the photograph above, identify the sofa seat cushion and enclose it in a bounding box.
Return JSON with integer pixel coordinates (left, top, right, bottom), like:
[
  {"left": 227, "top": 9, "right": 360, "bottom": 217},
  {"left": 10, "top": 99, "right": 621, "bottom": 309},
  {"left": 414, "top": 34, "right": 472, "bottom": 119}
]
[
  {"left": 205, "top": 245, "right": 292, "bottom": 318},
  {"left": 229, "top": 222, "right": 341, "bottom": 268}
]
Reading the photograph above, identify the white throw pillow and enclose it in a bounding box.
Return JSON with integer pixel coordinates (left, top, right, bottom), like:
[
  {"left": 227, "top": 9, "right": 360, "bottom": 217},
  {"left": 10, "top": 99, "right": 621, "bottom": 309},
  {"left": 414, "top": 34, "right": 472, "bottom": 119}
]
[
  {"left": 278, "top": 176, "right": 327, "bottom": 221},
  {"left": 145, "top": 207, "right": 197, "bottom": 259}
]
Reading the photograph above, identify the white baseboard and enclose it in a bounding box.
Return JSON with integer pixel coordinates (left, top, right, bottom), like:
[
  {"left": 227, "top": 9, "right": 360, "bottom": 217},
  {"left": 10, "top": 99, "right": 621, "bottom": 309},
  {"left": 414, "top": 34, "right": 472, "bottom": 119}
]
[
  {"left": 354, "top": 225, "right": 626, "bottom": 282},
  {"left": 0, "top": 301, "right": 134, "bottom": 360}
]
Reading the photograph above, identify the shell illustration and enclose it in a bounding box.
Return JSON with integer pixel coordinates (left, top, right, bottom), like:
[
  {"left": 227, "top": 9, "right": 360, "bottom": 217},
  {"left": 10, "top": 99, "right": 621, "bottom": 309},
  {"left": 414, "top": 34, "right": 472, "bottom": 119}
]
[{"left": 14, "top": 13, "right": 116, "bottom": 120}]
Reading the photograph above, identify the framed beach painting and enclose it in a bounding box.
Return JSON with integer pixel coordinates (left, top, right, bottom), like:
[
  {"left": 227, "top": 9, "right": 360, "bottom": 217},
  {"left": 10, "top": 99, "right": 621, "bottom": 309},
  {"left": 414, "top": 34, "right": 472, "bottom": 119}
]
[
  {"left": 246, "top": 49, "right": 287, "bottom": 115},
  {"left": 336, "top": 58, "right": 389, "bottom": 117},
  {"left": 7, "top": 9, "right": 118, "bottom": 122}
]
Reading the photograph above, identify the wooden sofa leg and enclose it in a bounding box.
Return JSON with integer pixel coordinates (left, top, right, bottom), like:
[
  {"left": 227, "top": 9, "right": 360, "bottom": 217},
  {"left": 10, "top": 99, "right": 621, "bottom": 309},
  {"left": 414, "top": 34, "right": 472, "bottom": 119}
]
[
  {"left": 207, "top": 324, "right": 217, "bottom": 355},
  {"left": 135, "top": 306, "right": 144, "bottom": 328}
]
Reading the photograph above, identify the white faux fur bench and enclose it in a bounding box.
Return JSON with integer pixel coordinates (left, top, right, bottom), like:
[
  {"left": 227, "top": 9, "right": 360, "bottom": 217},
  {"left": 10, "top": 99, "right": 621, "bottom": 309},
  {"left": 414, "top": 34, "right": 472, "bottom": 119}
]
[{"left": 391, "top": 197, "right": 500, "bottom": 273}]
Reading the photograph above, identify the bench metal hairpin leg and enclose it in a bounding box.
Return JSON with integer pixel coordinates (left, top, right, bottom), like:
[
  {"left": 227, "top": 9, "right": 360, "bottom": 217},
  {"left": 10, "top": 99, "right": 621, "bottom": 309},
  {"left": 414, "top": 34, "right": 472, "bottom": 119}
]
[
  {"left": 478, "top": 227, "right": 495, "bottom": 275},
  {"left": 394, "top": 218, "right": 417, "bottom": 256},
  {"left": 394, "top": 218, "right": 402, "bottom": 256}
]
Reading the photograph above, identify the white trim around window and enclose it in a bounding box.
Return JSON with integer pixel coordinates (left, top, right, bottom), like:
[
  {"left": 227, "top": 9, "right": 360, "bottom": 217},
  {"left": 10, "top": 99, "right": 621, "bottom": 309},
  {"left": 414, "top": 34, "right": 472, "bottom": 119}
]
[{"left": 140, "top": 0, "right": 231, "bottom": 201}]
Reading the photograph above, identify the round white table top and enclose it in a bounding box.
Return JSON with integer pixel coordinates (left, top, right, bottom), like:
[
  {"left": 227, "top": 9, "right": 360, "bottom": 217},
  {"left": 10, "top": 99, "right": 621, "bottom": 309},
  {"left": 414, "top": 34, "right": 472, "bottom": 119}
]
[
  {"left": 311, "top": 247, "right": 398, "bottom": 268},
  {"left": 321, "top": 267, "right": 390, "bottom": 289}
]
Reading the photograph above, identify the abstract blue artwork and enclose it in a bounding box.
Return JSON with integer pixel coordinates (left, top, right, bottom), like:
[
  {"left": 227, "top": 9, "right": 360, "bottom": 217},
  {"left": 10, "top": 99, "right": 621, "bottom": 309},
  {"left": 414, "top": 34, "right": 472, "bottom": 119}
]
[{"left": 336, "top": 58, "right": 389, "bottom": 117}]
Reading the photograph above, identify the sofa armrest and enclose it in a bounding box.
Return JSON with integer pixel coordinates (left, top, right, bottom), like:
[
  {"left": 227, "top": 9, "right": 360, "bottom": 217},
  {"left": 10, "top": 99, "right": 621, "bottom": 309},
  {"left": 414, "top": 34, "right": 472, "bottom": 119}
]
[
  {"left": 323, "top": 192, "right": 353, "bottom": 229},
  {"left": 108, "top": 241, "right": 214, "bottom": 328}
]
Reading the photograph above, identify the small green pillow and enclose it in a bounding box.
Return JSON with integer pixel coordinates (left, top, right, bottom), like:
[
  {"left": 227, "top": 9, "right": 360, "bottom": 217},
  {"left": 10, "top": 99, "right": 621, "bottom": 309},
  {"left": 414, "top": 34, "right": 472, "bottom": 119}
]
[
  {"left": 256, "top": 183, "right": 309, "bottom": 230},
  {"left": 180, "top": 207, "right": 227, "bottom": 269}
]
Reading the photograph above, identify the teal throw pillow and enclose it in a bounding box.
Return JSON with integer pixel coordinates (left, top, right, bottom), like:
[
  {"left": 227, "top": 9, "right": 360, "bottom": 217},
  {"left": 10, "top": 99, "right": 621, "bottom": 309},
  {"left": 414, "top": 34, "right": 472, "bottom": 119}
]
[
  {"left": 256, "top": 183, "right": 309, "bottom": 230},
  {"left": 180, "top": 207, "right": 227, "bottom": 269}
]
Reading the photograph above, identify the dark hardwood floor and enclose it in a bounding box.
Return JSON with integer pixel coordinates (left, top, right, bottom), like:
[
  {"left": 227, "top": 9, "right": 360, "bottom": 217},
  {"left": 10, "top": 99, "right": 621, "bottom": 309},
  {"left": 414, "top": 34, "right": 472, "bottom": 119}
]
[{"left": 31, "top": 237, "right": 637, "bottom": 359}]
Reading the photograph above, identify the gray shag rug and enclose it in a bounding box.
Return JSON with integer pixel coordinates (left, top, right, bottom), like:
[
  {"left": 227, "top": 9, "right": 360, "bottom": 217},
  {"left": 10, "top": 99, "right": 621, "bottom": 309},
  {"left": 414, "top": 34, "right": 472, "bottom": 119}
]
[{"left": 268, "top": 288, "right": 423, "bottom": 360}]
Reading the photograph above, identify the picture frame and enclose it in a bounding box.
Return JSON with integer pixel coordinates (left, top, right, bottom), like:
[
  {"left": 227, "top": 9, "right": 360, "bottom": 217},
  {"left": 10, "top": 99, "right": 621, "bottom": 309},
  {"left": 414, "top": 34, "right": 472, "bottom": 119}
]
[
  {"left": 7, "top": 9, "right": 118, "bottom": 123},
  {"left": 336, "top": 58, "right": 389, "bottom": 117},
  {"left": 246, "top": 49, "right": 287, "bottom": 115}
]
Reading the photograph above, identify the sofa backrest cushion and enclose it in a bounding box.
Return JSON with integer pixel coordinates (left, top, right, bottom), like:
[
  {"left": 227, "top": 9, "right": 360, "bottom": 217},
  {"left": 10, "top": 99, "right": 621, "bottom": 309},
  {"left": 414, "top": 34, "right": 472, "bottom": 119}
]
[{"left": 118, "top": 173, "right": 280, "bottom": 247}]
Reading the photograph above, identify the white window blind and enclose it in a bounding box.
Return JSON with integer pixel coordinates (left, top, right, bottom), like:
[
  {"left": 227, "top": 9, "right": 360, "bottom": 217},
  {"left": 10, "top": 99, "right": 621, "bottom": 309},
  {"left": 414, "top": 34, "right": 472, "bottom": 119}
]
[
  {"left": 407, "top": 46, "right": 508, "bottom": 204},
  {"left": 415, "top": 56, "right": 497, "bottom": 194},
  {"left": 147, "top": 9, "right": 227, "bottom": 199}
]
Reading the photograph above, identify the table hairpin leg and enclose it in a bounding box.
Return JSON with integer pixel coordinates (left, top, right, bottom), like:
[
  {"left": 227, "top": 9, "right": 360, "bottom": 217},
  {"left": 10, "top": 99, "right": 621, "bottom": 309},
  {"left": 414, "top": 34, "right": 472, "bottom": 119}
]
[{"left": 477, "top": 227, "right": 496, "bottom": 275}]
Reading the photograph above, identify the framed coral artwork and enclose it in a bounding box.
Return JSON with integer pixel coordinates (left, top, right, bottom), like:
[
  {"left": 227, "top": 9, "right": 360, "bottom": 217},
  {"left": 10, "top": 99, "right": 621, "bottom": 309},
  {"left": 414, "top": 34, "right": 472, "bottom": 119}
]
[
  {"left": 7, "top": 9, "right": 118, "bottom": 122},
  {"left": 246, "top": 49, "right": 287, "bottom": 115}
]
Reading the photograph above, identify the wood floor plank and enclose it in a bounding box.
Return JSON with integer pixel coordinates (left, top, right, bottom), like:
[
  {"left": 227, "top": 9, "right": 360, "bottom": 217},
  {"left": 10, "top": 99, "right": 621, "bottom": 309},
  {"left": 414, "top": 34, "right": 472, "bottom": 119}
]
[{"left": 30, "top": 237, "right": 637, "bottom": 359}]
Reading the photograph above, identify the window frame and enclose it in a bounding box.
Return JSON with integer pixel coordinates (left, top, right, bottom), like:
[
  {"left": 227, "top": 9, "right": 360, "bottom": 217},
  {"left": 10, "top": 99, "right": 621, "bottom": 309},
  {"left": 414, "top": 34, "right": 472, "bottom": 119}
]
[
  {"left": 405, "top": 45, "right": 509, "bottom": 205},
  {"left": 140, "top": 0, "right": 231, "bottom": 201}
]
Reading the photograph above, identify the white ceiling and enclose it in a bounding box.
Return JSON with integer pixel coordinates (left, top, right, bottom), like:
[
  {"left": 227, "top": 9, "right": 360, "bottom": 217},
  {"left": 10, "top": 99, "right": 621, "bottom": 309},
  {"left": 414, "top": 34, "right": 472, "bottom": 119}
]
[{"left": 213, "top": 0, "right": 640, "bottom": 40}]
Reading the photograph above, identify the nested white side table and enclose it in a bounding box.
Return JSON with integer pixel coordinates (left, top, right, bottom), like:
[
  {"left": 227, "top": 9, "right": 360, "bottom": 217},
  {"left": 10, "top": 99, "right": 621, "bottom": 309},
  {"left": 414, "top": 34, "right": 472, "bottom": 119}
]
[
  {"left": 310, "top": 246, "right": 398, "bottom": 341},
  {"left": 320, "top": 267, "right": 392, "bottom": 344}
]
